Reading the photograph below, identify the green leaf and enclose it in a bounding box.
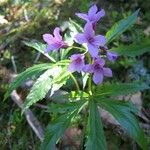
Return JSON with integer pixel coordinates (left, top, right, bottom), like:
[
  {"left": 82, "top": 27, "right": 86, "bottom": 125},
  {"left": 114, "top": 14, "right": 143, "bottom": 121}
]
[
  {"left": 50, "top": 90, "right": 89, "bottom": 103},
  {"left": 85, "top": 100, "right": 107, "bottom": 150},
  {"left": 111, "top": 39, "right": 150, "bottom": 57},
  {"left": 97, "top": 98, "right": 148, "bottom": 150},
  {"left": 48, "top": 100, "right": 87, "bottom": 114},
  {"left": 23, "top": 67, "right": 70, "bottom": 111},
  {"left": 69, "top": 18, "right": 83, "bottom": 32},
  {"left": 94, "top": 82, "right": 149, "bottom": 97},
  {"left": 40, "top": 112, "right": 76, "bottom": 150},
  {"left": 41, "top": 99, "right": 85, "bottom": 150},
  {"left": 23, "top": 41, "right": 56, "bottom": 62},
  {"left": 106, "top": 9, "right": 140, "bottom": 43},
  {"left": 4, "top": 63, "right": 52, "bottom": 100}
]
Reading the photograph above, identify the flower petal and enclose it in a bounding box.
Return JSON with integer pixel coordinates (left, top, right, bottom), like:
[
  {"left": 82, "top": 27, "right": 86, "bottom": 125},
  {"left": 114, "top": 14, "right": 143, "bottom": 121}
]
[
  {"left": 84, "top": 22, "right": 94, "bottom": 38},
  {"left": 93, "top": 71, "right": 103, "bottom": 84},
  {"left": 53, "top": 27, "right": 62, "bottom": 41},
  {"left": 83, "top": 64, "right": 93, "bottom": 73},
  {"left": 103, "top": 68, "right": 112, "bottom": 77},
  {"left": 75, "top": 13, "right": 89, "bottom": 21},
  {"left": 93, "top": 35, "right": 107, "bottom": 46},
  {"left": 95, "top": 9, "right": 105, "bottom": 21},
  {"left": 43, "top": 34, "right": 55, "bottom": 45},
  {"left": 44, "top": 44, "right": 59, "bottom": 53},
  {"left": 74, "top": 33, "right": 87, "bottom": 44},
  {"left": 88, "top": 5, "right": 97, "bottom": 18},
  {"left": 94, "top": 57, "right": 105, "bottom": 67},
  {"left": 68, "top": 63, "right": 77, "bottom": 73},
  {"left": 107, "top": 51, "right": 118, "bottom": 61},
  {"left": 87, "top": 43, "right": 99, "bottom": 58}
]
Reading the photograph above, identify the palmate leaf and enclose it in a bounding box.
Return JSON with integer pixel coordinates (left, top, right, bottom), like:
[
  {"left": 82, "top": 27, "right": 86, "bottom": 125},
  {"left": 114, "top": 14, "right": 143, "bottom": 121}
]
[
  {"left": 41, "top": 112, "right": 75, "bottom": 150},
  {"left": 96, "top": 98, "right": 148, "bottom": 150},
  {"left": 111, "top": 39, "right": 150, "bottom": 57},
  {"left": 106, "top": 9, "right": 139, "bottom": 43},
  {"left": 4, "top": 63, "right": 52, "bottom": 100},
  {"left": 23, "top": 41, "right": 56, "bottom": 62},
  {"left": 94, "top": 82, "right": 149, "bottom": 97},
  {"left": 23, "top": 67, "right": 70, "bottom": 111},
  {"left": 48, "top": 99, "right": 87, "bottom": 114},
  {"left": 85, "top": 100, "right": 107, "bottom": 150},
  {"left": 41, "top": 101, "right": 85, "bottom": 150}
]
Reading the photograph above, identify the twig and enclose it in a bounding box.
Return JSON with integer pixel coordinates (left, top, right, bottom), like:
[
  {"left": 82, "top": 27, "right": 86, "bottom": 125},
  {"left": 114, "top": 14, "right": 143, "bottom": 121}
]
[
  {"left": 11, "top": 56, "right": 17, "bottom": 73},
  {"left": 11, "top": 90, "right": 44, "bottom": 141}
]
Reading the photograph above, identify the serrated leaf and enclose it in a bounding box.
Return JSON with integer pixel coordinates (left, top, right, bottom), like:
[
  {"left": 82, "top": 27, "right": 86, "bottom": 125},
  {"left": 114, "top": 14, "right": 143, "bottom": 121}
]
[
  {"left": 111, "top": 39, "right": 150, "bottom": 57},
  {"left": 48, "top": 100, "right": 87, "bottom": 114},
  {"left": 41, "top": 104, "right": 83, "bottom": 150},
  {"left": 106, "top": 9, "right": 140, "bottom": 43},
  {"left": 97, "top": 98, "right": 148, "bottom": 150},
  {"left": 23, "top": 41, "right": 56, "bottom": 62},
  {"left": 41, "top": 112, "right": 75, "bottom": 150},
  {"left": 4, "top": 63, "right": 52, "bottom": 100},
  {"left": 85, "top": 100, "right": 107, "bottom": 150},
  {"left": 94, "top": 82, "right": 149, "bottom": 97},
  {"left": 23, "top": 67, "right": 70, "bottom": 111}
]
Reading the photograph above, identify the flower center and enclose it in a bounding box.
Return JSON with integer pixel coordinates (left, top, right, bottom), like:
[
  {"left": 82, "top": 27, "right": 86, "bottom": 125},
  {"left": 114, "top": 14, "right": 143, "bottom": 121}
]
[
  {"left": 87, "top": 37, "right": 94, "bottom": 43},
  {"left": 75, "top": 57, "right": 82, "bottom": 64},
  {"left": 94, "top": 63, "right": 101, "bottom": 71}
]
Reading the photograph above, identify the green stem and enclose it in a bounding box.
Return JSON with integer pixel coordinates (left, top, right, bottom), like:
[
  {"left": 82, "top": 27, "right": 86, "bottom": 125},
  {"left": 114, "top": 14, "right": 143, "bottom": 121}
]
[
  {"left": 86, "top": 53, "right": 92, "bottom": 95},
  {"left": 70, "top": 46, "right": 86, "bottom": 51},
  {"left": 70, "top": 73, "right": 80, "bottom": 92}
]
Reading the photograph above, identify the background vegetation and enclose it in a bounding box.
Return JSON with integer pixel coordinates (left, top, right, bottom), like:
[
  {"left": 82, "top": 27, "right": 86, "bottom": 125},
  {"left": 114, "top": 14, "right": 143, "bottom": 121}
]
[{"left": 0, "top": 0, "right": 150, "bottom": 149}]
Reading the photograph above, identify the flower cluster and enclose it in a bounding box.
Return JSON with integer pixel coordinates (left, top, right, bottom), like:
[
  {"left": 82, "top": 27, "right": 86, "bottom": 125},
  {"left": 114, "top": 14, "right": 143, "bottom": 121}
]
[{"left": 43, "top": 5, "right": 118, "bottom": 84}]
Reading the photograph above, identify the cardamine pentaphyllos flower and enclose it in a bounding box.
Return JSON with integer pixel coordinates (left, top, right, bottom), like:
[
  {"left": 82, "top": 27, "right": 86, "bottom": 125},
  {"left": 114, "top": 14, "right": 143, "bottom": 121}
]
[
  {"left": 74, "top": 22, "right": 106, "bottom": 58},
  {"left": 68, "top": 54, "right": 85, "bottom": 73},
  {"left": 100, "top": 46, "right": 118, "bottom": 61},
  {"left": 43, "top": 27, "right": 68, "bottom": 53},
  {"left": 83, "top": 57, "right": 112, "bottom": 84},
  {"left": 106, "top": 50, "right": 118, "bottom": 61},
  {"left": 76, "top": 5, "right": 105, "bottom": 26}
]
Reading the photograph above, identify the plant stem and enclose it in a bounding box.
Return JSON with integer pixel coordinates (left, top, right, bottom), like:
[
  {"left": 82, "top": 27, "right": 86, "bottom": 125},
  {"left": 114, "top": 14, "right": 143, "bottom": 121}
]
[
  {"left": 70, "top": 46, "right": 86, "bottom": 51},
  {"left": 70, "top": 73, "right": 80, "bottom": 92},
  {"left": 86, "top": 53, "right": 92, "bottom": 95}
]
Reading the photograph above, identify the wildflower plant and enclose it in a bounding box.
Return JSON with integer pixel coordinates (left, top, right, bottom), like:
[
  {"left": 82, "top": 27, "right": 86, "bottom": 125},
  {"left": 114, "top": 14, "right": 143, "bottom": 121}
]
[{"left": 5, "top": 5, "right": 150, "bottom": 150}]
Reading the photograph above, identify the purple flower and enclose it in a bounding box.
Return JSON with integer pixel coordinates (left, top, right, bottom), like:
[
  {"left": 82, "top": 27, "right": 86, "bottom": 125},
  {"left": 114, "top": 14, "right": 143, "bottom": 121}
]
[
  {"left": 43, "top": 27, "right": 67, "bottom": 53},
  {"left": 68, "top": 54, "right": 85, "bottom": 73},
  {"left": 76, "top": 5, "right": 105, "bottom": 25},
  {"left": 83, "top": 58, "right": 112, "bottom": 84},
  {"left": 74, "top": 23, "right": 107, "bottom": 58},
  {"left": 107, "top": 50, "right": 118, "bottom": 61}
]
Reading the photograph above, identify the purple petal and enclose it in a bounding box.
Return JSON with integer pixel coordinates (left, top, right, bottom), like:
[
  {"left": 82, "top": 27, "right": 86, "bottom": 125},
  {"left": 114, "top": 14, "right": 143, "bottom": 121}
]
[
  {"left": 75, "top": 13, "right": 89, "bottom": 21},
  {"left": 74, "top": 33, "right": 87, "bottom": 44},
  {"left": 83, "top": 64, "right": 93, "bottom": 73},
  {"left": 95, "top": 9, "right": 105, "bottom": 21},
  {"left": 94, "top": 58, "right": 105, "bottom": 67},
  {"left": 68, "top": 63, "right": 76, "bottom": 73},
  {"left": 45, "top": 43, "right": 60, "bottom": 53},
  {"left": 93, "top": 35, "right": 107, "bottom": 46},
  {"left": 107, "top": 51, "right": 118, "bottom": 61},
  {"left": 70, "top": 54, "right": 84, "bottom": 61},
  {"left": 68, "top": 62, "right": 84, "bottom": 73},
  {"left": 87, "top": 43, "right": 99, "bottom": 58},
  {"left": 84, "top": 22, "right": 94, "bottom": 38},
  {"left": 43, "top": 34, "right": 55, "bottom": 45},
  {"left": 93, "top": 71, "right": 103, "bottom": 84},
  {"left": 88, "top": 5, "right": 97, "bottom": 18},
  {"left": 103, "top": 68, "right": 112, "bottom": 77},
  {"left": 53, "top": 27, "right": 62, "bottom": 41}
]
